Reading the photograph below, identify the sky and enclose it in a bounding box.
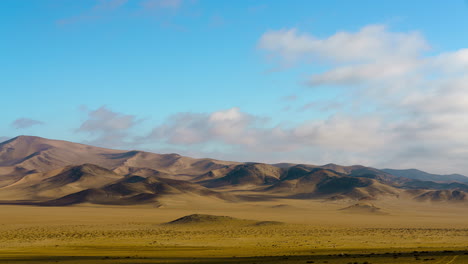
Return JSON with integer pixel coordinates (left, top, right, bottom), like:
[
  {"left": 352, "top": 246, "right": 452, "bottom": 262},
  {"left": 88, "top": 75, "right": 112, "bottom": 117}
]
[{"left": 1, "top": 0, "right": 468, "bottom": 174}]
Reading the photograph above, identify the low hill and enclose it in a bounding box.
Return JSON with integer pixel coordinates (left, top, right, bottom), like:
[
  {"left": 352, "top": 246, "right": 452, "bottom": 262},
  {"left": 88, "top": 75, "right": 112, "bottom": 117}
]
[
  {"left": 165, "top": 214, "right": 283, "bottom": 226},
  {"left": 166, "top": 214, "right": 243, "bottom": 225}
]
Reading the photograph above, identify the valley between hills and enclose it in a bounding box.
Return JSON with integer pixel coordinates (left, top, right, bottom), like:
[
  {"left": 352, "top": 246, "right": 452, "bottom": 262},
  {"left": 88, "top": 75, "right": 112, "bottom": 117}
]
[{"left": 0, "top": 135, "right": 468, "bottom": 264}]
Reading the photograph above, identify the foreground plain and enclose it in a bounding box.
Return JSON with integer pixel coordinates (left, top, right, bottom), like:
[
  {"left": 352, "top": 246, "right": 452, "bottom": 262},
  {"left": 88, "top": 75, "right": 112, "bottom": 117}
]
[{"left": 0, "top": 199, "right": 467, "bottom": 264}]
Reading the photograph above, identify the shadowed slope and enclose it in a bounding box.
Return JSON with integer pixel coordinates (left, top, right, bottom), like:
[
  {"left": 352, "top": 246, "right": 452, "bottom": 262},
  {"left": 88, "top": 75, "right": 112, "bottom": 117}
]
[
  {"left": 201, "top": 163, "right": 283, "bottom": 188},
  {"left": 0, "top": 166, "right": 37, "bottom": 188},
  {"left": 268, "top": 168, "right": 399, "bottom": 200},
  {"left": 40, "top": 175, "right": 236, "bottom": 206},
  {"left": 112, "top": 166, "right": 171, "bottom": 179},
  {"left": 413, "top": 190, "right": 468, "bottom": 202},
  {"left": 0, "top": 164, "right": 123, "bottom": 200}
]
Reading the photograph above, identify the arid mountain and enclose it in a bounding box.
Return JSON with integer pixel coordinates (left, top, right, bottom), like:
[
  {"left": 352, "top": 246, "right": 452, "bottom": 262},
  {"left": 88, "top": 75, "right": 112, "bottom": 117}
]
[
  {"left": 0, "top": 136, "right": 239, "bottom": 176},
  {"left": 382, "top": 168, "right": 468, "bottom": 183},
  {"left": 1, "top": 136, "right": 468, "bottom": 205}
]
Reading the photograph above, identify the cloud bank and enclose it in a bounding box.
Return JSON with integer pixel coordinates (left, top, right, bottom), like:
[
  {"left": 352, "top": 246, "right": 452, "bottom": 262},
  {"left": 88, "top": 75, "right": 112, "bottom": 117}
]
[{"left": 255, "top": 24, "right": 468, "bottom": 173}]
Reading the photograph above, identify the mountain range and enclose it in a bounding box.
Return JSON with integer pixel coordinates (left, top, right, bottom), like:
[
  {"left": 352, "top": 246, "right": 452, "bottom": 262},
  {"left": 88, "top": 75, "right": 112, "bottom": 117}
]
[{"left": 0, "top": 135, "right": 467, "bottom": 206}]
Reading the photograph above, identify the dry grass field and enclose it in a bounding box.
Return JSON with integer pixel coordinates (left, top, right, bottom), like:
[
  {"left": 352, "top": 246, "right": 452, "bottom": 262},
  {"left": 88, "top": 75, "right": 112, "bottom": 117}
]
[{"left": 0, "top": 198, "right": 467, "bottom": 264}]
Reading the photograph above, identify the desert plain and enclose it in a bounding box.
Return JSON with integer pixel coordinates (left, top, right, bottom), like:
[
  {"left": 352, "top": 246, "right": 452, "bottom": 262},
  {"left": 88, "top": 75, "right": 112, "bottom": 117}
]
[{"left": 0, "top": 198, "right": 467, "bottom": 264}]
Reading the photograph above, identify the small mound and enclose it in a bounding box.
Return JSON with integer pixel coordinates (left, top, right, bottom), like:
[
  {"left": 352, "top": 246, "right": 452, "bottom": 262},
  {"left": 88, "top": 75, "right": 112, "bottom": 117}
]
[
  {"left": 253, "top": 221, "right": 284, "bottom": 226},
  {"left": 270, "top": 204, "right": 293, "bottom": 209},
  {"left": 339, "top": 202, "right": 387, "bottom": 215},
  {"left": 165, "top": 214, "right": 244, "bottom": 225},
  {"left": 165, "top": 214, "right": 283, "bottom": 227}
]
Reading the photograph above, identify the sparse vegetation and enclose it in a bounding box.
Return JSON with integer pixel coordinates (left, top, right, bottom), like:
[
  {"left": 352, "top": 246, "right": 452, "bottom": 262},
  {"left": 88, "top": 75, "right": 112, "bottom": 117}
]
[{"left": 0, "top": 205, "right": 467, "bottom": 263}]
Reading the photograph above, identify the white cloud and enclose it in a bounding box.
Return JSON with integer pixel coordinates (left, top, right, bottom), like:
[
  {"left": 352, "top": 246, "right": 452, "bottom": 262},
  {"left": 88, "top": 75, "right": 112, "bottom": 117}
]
[
  {"left": 144, "top": 108, "right": 266, "bottom": 146},
  {"left": 258, "top": 24, "right": 433, "bottom": 86},
  {"left": 258, "top": 25, "right": 428, "bottom": 65},
  {"left": 430, "top": 49, "right": 468, "bottom": 73}
]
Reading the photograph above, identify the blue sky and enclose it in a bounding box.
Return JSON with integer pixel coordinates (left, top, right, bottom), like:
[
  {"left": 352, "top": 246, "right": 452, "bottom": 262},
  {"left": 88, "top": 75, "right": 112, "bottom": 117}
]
[{"left": 1, "top": 0, "right": 468, "bottom": 174}]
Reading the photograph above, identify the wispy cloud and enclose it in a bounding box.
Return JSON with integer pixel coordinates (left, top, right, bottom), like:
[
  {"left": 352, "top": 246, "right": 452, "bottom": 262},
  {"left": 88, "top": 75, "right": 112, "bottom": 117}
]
[
  {"left": 141, "top": 0, "right": 183, "bottom": 10},
  {"left": 95, "top": 0, "right": 129, "bottom": 11},
  {"left": 209, "top": 14, "right": 226, "bottom": 28},
  {"left": 280, "top": 95, "right": 297, "bottom": 102},
  {"left": 298, "top": 101, "right": 343, "bottom": 112},
  {"left": 11, "top": 118, "right": 44, "bottom": 129},
  {"left": 248, "top": 4, "right": 267, "bottom": 14},
  {"left": 56, "top": 0, "right": 194, "bottom": 26},
  {"left": 57, "top": 0, "right": 129, "bottom": 25}
]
